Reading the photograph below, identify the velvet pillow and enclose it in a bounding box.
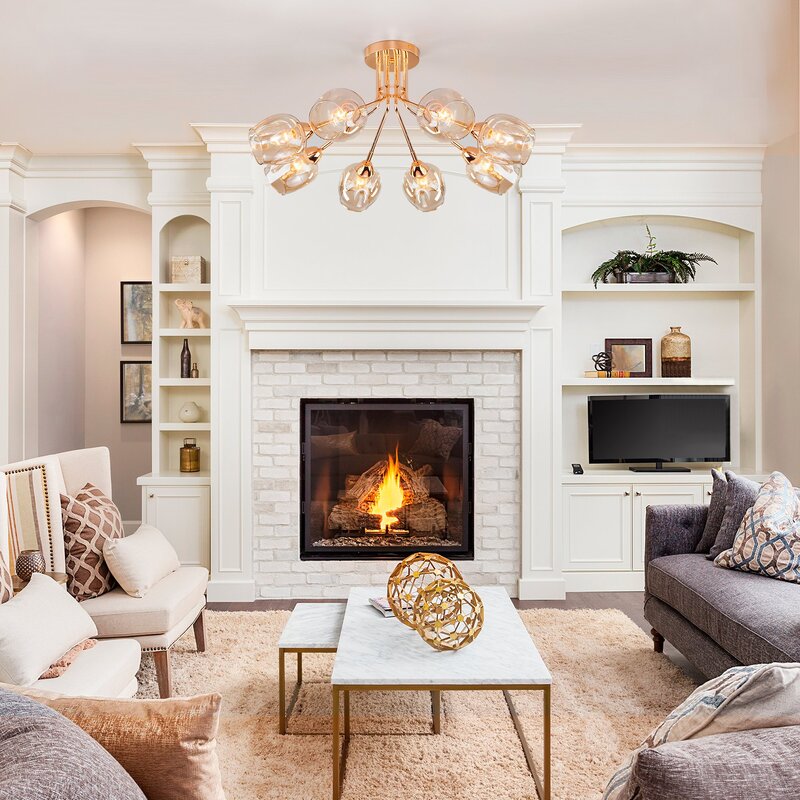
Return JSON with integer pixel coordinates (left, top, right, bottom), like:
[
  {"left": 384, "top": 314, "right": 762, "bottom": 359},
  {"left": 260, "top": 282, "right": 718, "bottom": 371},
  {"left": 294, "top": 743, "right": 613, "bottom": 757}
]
[
  {"left": 104, "top": 524, "right": 180, "bottom": 598},
  {"left": 695, "top": 469, "right": 727, "bottom": 554},
  {"left": 707, "top": 471, "right": 761, "bottom": 560}
]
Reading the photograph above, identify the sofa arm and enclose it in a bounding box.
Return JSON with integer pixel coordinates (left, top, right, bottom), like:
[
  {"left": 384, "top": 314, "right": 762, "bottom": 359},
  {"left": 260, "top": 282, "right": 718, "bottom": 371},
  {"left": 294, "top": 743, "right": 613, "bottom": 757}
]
[{"left": 645, "top": 504, "right": 708, "bottom": 566}]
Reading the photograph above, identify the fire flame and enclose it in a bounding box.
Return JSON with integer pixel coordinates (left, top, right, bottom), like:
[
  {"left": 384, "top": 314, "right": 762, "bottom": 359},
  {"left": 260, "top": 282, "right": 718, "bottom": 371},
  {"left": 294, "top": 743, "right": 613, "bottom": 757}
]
[{"left": 368, "top": 447, "right": 404, "bottom": 531}]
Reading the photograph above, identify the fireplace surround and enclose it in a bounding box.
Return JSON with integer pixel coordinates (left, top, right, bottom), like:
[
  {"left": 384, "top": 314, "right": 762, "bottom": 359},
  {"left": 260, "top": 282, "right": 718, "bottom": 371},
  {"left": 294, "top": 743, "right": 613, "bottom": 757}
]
[{"left": 300, "top": 398, "right": 474, "bottom": 560}]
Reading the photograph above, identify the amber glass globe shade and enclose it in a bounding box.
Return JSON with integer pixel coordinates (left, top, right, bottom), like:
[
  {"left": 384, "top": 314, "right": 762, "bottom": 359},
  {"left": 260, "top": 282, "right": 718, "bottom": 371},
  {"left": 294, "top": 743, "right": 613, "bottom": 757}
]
[
  {"left": 309, "top": 88, "right": 367, "bottom": 140},
  {"left": 402, "top": 161, "right": 445, "bottom": 212},
  {"left": 416, "top": 88, "right": 475, "bottom": 141},
  {"left": 463, "top": 147, "right": 520, "bottom": 194},
  {"left": 477, "top": 114, "right": 535, "bottom": 165},
  {"left": 266, "top": 148, "right": 319, "bottom": 195},
  {"left": 339, "top": 161, "right": 381, "bottom": 212},
  {"left": 249, "top": 114, "right": 305, "bottom": 166}
]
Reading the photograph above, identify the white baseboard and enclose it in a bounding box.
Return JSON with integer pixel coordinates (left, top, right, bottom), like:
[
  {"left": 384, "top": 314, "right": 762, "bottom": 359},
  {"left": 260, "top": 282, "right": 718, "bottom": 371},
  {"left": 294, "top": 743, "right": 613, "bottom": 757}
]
[
  {"left": 517, "top": 577, "right": 567, "bottom": 600},
  {"left": 563, "top": 572, "right": 645, "bottom": 592},
  {"left": 207, "top": 578, "right": 256, "bottom": 603}
]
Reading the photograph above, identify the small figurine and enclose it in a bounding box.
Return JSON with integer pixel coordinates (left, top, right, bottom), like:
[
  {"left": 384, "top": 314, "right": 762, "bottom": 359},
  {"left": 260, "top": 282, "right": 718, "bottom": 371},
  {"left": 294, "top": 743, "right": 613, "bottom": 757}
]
[
  {"left": 175, "top": 298, "right": 209, "bottom": 329},
  {"left": 592, "top": 351, "right": 612, "bottom": 375}
]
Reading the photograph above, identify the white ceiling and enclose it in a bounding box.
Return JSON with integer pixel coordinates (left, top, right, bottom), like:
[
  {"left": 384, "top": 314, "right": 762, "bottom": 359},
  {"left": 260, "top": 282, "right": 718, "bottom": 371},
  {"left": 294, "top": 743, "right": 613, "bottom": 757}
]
[{"left": 1, "top": 0, "right": 797, "bottom": 153}]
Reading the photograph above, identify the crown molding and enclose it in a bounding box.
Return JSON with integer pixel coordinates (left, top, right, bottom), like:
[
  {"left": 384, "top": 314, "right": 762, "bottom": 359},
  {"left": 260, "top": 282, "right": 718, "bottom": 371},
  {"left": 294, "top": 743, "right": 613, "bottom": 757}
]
[{"left": 134, "top": 143, "right": 210, "bottom": 170}]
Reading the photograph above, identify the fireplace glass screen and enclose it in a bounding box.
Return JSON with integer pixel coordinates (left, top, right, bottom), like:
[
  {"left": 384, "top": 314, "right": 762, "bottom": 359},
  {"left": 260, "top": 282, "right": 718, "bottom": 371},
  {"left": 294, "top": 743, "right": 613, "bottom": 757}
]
[{"left": 300, "top": 398, "right": 474, "bottom": 560}]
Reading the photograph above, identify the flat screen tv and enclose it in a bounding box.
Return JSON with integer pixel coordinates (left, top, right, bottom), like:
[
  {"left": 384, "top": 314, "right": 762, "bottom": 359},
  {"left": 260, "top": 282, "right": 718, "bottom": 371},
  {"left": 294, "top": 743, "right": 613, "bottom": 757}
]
[{"left": 588, "top": 394, "right": 730, "bottom": 472}]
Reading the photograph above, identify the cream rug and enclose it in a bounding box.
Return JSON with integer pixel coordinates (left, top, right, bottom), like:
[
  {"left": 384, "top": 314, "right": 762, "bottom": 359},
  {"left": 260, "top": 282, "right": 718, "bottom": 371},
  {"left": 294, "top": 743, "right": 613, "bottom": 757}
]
[{"left": 136, "top": 609, "right": 697, "bottom": 800}]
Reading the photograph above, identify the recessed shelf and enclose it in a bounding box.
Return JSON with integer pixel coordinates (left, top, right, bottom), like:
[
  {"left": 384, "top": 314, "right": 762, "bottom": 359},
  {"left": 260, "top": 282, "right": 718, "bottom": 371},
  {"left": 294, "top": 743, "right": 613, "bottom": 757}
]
[
  {"left": 158, "top": 378, "right": 211, "bottom": 387},
  {"left": 562, "top": 377, "right": 736, "bottom": 388},
  {"left": 137, "top": 471, "right": 211, "bottom": 486},
  {"left": 562, "top": 283, "right": 756, "bottom": 294},
  {"left": 160, "top": 328, "right": 211, "bottom": 337},
  {"left": 158, "top": 283, "right": 211, "bottom": 293},
  {"left": 159, "top": 422, "right": 211, "bottom": 431}
]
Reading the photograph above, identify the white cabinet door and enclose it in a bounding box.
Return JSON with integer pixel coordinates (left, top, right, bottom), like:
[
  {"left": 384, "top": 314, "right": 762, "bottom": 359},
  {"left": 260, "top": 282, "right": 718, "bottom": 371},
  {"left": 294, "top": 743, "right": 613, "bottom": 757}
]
[
  {"left": 143, "top": 485, "right": 210, "bottom": 568},
  {"left": 702, "top": 483, "right": 714, "bottom": 505},
  {"left": 633, "top": 484, "right": 704, "bottom": 571},
  {"left": 563, "top": 485, "right": 633, "bottom": 571}
]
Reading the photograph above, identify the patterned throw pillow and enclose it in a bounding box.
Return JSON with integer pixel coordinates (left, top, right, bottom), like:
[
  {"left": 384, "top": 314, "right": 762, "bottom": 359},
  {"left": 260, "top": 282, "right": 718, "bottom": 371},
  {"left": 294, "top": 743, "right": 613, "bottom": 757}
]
[
  {"left": 61, "top": 483, "right": 123, "bottom": 601},
  {"left": 714, "top": 471, "right": 800, "bottom": 583},
  {"left": 604, "top": 663, "right": 800, "bottom": 800},
  {"left": 409, "top": 419, "right": 462, "bottom": 459},
  {"left": 0, "top": 550, "right": 13, "bottom": 604}
]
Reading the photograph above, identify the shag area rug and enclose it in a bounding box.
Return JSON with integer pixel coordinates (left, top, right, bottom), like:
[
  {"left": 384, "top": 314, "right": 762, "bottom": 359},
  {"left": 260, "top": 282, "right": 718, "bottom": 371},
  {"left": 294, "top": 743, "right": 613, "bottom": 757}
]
[{"left": 136, "top": 608, "right": 697, "bottom": 800}]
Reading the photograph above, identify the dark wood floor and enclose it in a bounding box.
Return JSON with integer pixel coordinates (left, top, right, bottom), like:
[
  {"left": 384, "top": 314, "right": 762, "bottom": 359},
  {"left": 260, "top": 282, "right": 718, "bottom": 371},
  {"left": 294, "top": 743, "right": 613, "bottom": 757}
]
[{"left": 208, "top": 591, "right": 704, "bottom": 682}]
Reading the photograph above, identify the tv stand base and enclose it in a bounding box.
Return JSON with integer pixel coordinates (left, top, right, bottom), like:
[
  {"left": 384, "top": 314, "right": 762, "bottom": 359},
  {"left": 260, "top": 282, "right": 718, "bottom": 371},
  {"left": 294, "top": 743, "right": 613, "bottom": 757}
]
[{"left": 628, "top": 466, "right": 691, "bottom": 473}]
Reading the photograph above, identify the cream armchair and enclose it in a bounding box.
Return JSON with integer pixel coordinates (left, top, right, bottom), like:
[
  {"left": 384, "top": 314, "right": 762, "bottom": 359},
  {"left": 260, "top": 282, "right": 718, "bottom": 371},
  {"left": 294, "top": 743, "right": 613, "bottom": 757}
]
[{"left": 1, "top": 447, "right": 208, "bottom": 697}]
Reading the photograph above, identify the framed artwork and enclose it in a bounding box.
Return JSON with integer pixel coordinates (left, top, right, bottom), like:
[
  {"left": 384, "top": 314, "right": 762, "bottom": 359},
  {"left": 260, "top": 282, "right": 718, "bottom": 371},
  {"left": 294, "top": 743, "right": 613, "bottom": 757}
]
[
  {"left": 605, "top": 338, "right": 653, "bottom": 378},
  {"left": 120, "top": 361, "right": 152, "bottom": 423},
  {"left": 120, "top": 281, "right": 152, "bottom": 344}
]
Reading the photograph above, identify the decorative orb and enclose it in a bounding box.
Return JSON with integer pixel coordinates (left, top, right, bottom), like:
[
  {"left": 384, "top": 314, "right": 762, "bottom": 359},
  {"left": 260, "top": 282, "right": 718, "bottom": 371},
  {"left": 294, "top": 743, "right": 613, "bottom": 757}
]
[
  {"left": 15, "top": 549, "right": 46, "bottom": 582},
  {"left": 477, "top": 113, "right": 535, "bottom": 165},
  {"left": 309, "top": 88, "right": 366, "bottom": 140},
  {"left": 265, "top": 148, "right": 320, "bottom": 195},
  {"left": 339, "top": 160, "right": 381, "bottom": 212},
  {"left": 402, "top": 161, "right": 445, "bottom": 212},
  {"left": 462, "top": 147, "right": 520, "bottom": 194},
  {"left": 416, "top": 88, "right": 475, "bottom": 141},
  {"left": 249, "top": 113, "right": 306, "bottom": 166},
  {"left": 412, "top": 578, "right": 484, "bottom": 651},
  {"left": 387, "top": 552, "right": 463, "bottom": 627}
]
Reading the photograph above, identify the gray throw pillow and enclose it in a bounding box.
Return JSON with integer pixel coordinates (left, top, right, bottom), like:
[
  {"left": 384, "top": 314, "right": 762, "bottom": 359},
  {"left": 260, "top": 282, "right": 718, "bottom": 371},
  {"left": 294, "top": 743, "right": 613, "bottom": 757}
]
[
  {"left": 707, "top": 471, "right": 761, "bottom": 560},
  {"left": 0, "top": 688, "right": 146, "bottom": 800},
  {"left": 633, "top": 726, "right": 800, "bottom": 800},
  {"left": 695, "top": 468, "right": 727, "bottom": 554}
]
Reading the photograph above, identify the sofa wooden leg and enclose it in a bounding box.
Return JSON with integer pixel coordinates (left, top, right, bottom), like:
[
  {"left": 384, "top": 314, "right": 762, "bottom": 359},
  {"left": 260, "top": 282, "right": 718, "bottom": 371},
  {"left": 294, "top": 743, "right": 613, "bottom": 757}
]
[
  {"left": 153, "top": 650, "right": 173, "bottom": 698},
  {"left": 651, "top": 628, "right": 665, "bottom": 654},
  {"left": 193, "top": 608, "right": 207, "bottom": 653}
]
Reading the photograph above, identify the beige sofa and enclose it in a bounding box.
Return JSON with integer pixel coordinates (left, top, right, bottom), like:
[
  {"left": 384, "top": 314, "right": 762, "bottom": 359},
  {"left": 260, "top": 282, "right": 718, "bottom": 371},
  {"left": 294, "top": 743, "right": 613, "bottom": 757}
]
[{"left": 1, "top": 447, "right": 207, "bottom": 696}]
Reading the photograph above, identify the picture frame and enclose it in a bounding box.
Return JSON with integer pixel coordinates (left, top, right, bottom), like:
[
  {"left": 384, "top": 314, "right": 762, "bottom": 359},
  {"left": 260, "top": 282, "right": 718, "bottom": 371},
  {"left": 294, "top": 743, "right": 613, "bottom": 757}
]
[
  {"left": 120, "top": 281, "right": 152, "bottom": 344},
  {"left": 604, "top": 338, "right": 653, "bottom": 378},
  {"left": 120, "top": 361, "right": 152, "bottom": 423}
]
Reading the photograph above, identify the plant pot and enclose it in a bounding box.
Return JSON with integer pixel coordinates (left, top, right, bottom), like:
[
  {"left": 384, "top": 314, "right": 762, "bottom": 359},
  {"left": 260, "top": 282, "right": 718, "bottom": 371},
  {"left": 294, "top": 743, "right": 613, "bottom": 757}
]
[{"left": 626, "top": 272, "right": 674, "bottom": 284}]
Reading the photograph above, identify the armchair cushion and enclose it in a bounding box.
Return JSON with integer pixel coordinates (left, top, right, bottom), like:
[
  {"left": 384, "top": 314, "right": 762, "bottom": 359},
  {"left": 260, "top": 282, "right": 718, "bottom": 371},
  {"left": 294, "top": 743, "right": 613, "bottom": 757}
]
[
  {"left": 105, "top": 524, "right": 180, "bottom": 598},
  {"left": 80, "top": 566, "right": 208, "bottom": 638}
]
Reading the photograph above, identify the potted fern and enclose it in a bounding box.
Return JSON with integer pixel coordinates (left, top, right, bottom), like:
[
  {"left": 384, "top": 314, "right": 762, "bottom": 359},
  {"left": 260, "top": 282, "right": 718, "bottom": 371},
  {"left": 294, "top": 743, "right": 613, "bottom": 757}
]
[{"left": 591, "top": 225, "right": 716, "bottom": 286}]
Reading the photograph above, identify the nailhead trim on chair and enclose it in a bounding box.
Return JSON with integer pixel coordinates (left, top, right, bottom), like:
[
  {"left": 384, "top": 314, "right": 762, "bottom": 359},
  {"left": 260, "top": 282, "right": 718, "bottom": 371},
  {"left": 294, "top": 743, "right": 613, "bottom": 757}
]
[{"left": 140, "top": 603, "right": 207, "bottom": 653}]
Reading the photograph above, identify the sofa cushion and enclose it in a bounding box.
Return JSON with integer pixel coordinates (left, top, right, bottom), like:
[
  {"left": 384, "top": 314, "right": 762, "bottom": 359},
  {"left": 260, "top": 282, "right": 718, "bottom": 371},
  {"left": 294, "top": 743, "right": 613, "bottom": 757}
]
[
  {"left": 648, "top": 553, "right": 800, "bottom": 663},
  {"left": 0, "top": 687, "right": 146, "bottom": 800},
  {"left": 708, "top": 472, "right": 761, "bottom": 560},
  {"left": 695, "top": 468, "right": 727, "bottom": 553},
  {"left": 0, "top": 548, "right": 13, "bottom": 604},
  {"left": 61, "top": 483, "right": 124, "bottom": 600},
  {"left": 79, "top": 566, "right": 208, "bottom": 638},
  {"left": 634, "top": 726, "right": 800, "bottom": 800},
  {"left": 105, "top": 524, "right": 180, "bottom": 598}
]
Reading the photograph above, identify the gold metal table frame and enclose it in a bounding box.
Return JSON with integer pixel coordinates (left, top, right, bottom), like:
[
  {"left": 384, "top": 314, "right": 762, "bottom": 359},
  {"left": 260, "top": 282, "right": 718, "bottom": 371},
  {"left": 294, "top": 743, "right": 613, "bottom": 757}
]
[{"left": 278, "top": 646, "right": 338, "bottom": 735}]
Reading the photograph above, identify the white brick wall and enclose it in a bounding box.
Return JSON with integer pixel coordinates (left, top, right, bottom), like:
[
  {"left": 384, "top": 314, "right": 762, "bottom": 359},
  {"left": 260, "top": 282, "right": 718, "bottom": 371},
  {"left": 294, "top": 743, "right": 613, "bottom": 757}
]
[{"left": 251, "top": 350, "right": 521, "bottom": 598}]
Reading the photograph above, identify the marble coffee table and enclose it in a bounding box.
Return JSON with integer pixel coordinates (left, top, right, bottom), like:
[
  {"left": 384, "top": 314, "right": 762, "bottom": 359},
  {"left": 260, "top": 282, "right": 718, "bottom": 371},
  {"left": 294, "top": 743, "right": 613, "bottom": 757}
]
[{"left": 330, "top": 586, "right": 552, "bottom": 800}]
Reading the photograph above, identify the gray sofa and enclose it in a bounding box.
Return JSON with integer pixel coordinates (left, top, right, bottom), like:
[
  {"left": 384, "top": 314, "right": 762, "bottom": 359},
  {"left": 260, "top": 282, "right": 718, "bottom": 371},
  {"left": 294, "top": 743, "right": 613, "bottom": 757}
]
[{"left": 643, "top": 503, "right": 800, "bottom": 678}]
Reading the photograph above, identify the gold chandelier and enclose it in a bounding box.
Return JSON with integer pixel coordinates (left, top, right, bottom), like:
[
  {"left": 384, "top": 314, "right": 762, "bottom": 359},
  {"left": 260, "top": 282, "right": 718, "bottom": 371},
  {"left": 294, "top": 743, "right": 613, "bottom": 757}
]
[{"left": 248, "top": 40, "right": 535, "bottom": 213}]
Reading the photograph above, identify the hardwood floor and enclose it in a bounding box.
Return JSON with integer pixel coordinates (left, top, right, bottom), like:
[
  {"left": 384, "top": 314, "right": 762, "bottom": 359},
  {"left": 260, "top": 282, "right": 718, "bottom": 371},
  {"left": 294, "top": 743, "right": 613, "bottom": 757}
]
[{"left": 208, "top": 591, "right": 704, "bottom": 682}]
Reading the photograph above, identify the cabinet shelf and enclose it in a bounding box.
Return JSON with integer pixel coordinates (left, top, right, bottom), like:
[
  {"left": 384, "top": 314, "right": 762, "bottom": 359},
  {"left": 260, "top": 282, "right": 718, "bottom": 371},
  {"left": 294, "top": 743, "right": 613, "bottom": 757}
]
[
  {"left": 158, "top": 378, "right": 211, "bottom": 387},
  {"left": 159, "top": 422, "right": 211, "bottom": 431},
  {"left": 158, "top": 283, "right": 211, "bottom": 293},
  {"left": 562, "top": 283, "right": 756, "bottom": 294},
  {"left": 160, "top": 328, "right": 210, "bottom": 337},
  {"left": 562, "top": 377, "right": 735, "bottom": 388}
]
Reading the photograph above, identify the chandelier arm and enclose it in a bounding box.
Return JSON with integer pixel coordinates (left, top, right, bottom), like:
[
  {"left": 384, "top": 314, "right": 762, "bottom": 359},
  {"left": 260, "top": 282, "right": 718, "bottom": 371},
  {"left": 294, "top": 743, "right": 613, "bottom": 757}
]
[
  {"left": 395, "top": 106, "right": 418, "bottom": 163},
  {"left": 366, "top": 106, "right": 390, "bottom": 163}
]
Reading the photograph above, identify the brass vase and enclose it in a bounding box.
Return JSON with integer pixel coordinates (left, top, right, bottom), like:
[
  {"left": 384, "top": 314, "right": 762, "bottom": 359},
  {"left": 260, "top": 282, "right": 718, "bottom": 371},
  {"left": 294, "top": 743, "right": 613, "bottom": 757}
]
[
  {"left": 180, "top": 437, "right": 200, "bottom": 472},
  {"left": 661, "top": 326, "right": 691, "bottom": 378}
]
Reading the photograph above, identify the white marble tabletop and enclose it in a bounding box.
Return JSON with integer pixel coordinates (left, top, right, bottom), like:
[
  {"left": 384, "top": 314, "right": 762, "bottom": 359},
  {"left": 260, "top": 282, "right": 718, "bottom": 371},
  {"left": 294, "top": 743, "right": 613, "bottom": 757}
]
[
  {"left": 278, "top": 602, "right": 345, "bottom": 649},
  {"left": 331, "top": 587, "right": 551, "bottom": 687}
]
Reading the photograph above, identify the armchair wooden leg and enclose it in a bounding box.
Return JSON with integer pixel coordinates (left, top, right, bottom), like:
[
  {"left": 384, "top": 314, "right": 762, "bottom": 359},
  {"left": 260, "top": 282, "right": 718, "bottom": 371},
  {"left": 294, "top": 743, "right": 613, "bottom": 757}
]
[
  {"left": 193, "top": 608, "right": 207, "bottom": 653},
  {"left": 153, "top": 650, "right": 173, "bottom": 698},
  {"left": 651, "top": 628, "right": 665, "bottom": 654}
]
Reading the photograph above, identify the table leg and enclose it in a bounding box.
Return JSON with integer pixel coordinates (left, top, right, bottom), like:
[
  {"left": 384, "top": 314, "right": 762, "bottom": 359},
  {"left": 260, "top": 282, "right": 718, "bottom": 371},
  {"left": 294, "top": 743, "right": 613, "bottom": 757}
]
[
  {"left": 332, "top": 687, "right": 340, "bottom": 800},
  {"left": 278, "top": 649, "right": 286, "bottom": 735},
  {"left": 344, "top": 690, "right": 351, "bottom": 738},
  {"left": 431, "top": 690, "right": 442, "bottom": 734},
  {"left": 297, "top": 651, "right": 303, "bottom": 685},
  {"left": 504, "top": 689, "right": 550, "bottom": 800},
  {"left": 543, "top": 685, "right": 551, "bottom": 800}
]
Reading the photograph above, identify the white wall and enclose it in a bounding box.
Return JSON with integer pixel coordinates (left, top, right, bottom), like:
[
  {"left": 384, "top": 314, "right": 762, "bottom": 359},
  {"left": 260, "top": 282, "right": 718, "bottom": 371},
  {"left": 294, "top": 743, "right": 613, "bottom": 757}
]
[
  {"left": 83, "top": 207, "right": 151, "bottom": 520},
  {"left": 36, "top": 209, "right": 86, "bottom": 456}
]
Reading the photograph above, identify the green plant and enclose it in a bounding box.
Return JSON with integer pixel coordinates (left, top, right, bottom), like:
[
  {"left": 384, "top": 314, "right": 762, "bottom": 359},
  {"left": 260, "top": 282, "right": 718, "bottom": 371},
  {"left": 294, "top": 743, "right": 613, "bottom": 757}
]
[{"left": 590, "top": 225, "right": 717, "bottom": 287}]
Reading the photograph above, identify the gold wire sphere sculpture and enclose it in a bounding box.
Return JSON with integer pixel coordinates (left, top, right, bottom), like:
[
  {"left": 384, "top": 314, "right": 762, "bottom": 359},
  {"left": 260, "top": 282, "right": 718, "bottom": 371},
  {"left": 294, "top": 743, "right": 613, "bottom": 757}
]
[
  {"left": 386, "top": 552, "right": 464, "bottom": 628},
  {"left": 412, "top": 577, "right": 484, "bottom": 651}
]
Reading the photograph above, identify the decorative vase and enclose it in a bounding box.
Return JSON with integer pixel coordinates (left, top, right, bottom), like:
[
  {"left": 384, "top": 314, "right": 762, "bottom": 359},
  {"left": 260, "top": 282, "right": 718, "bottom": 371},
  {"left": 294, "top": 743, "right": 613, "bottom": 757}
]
[
  {"left": 627, "top": 272, "right": 673, "bottom": 284},
  {"left": 178, "top": 401, "right": 202, "bottom": 423},
  {"left": 180, "top": 438, "right": 200, "bottom": 473},
  {"left": 661, "top": 326, "right": 692, "bottom": 377},
  {"left": 15, "top": 549, "right": 46, "bottom": 582},
  {"left": 180, "top": 338, "right": 191, "bottom": 379}
]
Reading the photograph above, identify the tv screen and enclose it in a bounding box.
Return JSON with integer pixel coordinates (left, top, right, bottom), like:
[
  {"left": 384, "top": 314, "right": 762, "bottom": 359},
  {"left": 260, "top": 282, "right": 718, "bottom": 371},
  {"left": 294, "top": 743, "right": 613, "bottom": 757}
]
[{"left": 588, "top": 394, "right": 730, "bottom": 465}]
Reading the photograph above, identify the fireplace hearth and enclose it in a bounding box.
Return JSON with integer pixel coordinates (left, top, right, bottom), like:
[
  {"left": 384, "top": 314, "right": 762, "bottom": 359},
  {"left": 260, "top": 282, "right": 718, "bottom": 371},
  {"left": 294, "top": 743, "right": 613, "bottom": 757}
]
[{"left": 300, "top": 398, "right": 474, "bottom": 560}]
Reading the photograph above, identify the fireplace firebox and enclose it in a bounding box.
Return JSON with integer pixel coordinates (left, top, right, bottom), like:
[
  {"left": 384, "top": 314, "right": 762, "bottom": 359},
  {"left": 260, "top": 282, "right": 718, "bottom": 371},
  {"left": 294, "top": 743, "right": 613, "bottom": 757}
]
[{"left": 300, "top": 398, "right": 474, "bottom": 560}]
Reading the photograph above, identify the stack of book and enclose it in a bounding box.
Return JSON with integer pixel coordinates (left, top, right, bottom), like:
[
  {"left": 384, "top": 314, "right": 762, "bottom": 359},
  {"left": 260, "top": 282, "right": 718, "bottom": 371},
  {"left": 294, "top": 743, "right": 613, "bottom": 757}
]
[
  {"left": 583, "top": 370, "right": 632, "bottom": 378},
  {"left": 369, "top": 596, "right": 412, "bottom": 617}
]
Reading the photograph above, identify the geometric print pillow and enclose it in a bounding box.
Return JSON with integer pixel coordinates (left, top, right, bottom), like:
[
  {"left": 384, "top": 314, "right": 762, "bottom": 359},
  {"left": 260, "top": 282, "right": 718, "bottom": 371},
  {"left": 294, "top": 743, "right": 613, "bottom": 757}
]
[
  {"left": 61, "top": 483, "right": 123, "bottom": 601},
  {"left": 714, "top": 471, "right": 800, "bottom": 584}
]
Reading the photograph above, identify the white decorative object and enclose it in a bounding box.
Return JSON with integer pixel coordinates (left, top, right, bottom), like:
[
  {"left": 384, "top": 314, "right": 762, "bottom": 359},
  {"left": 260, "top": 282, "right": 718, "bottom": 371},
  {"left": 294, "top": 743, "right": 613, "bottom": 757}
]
[
  {"left": 178, "top": 401, "right": 202, "bottom": 423},
  {"left": 103, "top": 524, "right": 180, "bottom": 599},
  {"left": 174, "top": 298, "right": 209, "bottom": 329},
  {"left": 170, "top": 256, "right": 206, "bottom": 283}
]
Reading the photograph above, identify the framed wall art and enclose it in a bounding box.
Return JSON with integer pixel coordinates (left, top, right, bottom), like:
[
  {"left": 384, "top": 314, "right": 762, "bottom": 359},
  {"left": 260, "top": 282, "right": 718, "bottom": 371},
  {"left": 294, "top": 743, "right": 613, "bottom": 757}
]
[
  {"left": 120, "top": 281, "right": 152, "bottom": 344},
  {"left": 604, "top": 338, "right": 653, "bottom": 378},
  {"left": 120, "top": 361, "right": 152, "bottom": 423}
]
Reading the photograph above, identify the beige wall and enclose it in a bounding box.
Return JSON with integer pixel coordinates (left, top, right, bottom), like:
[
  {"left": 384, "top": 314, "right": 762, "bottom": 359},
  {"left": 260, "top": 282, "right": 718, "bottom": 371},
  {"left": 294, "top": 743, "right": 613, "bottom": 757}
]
[
  {"left": 36, "top": 209, "right": 86, "bottom": 456},
  {"left": 83, "top": 207, "right": 151, "bottom": 520}
]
